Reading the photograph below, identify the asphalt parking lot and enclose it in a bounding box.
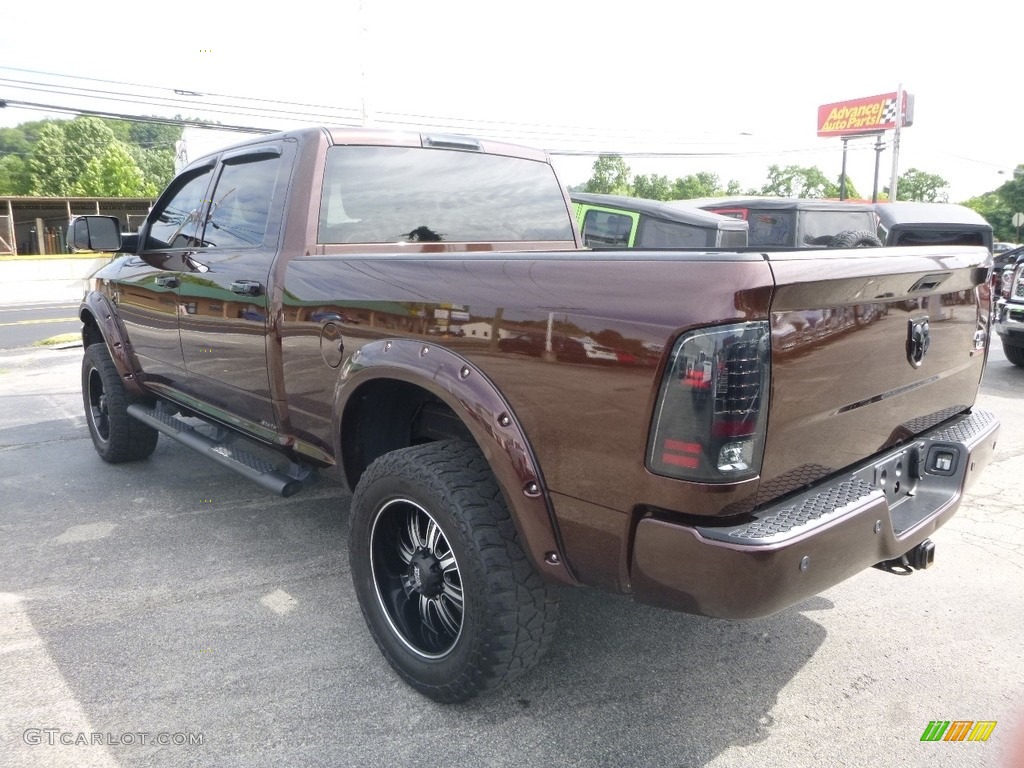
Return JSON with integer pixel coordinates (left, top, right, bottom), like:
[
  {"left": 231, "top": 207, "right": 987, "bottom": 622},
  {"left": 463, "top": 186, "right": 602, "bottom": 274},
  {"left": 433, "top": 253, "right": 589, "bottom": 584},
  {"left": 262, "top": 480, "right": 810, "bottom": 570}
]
[{"left": 1, "top": 343, "right": 1022, "bottom": 768}]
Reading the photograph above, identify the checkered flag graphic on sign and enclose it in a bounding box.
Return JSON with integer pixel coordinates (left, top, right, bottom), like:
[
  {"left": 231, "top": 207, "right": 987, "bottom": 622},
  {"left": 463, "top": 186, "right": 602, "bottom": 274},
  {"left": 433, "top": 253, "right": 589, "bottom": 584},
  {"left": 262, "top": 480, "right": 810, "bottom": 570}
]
[{"left": 881, "top": 98, "right": 898, "bottom": 125}]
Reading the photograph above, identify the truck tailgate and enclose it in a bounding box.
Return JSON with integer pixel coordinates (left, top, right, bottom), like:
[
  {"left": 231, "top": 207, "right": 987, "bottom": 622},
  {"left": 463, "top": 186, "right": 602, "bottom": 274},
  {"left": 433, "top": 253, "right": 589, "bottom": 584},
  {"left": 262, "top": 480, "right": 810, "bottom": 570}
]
[{"left": 757, "top": 245, "right": 990, "bottom": 507}]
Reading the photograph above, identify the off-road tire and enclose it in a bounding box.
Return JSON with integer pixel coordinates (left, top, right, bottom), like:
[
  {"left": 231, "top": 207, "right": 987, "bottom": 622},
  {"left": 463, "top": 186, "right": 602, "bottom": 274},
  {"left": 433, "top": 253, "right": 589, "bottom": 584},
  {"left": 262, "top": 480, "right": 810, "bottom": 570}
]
[
  {"left": 82, "top": 344, "right": 159, "bottom": 462},
  {"left": 348, "top": 440, "right": 559, "bottom": 702},
  {"left": 1002, "top": 340, "right": 1024, "bottom": 367},
  {"left": 828, "top": 229, "right": 883, "bottom": 248}
]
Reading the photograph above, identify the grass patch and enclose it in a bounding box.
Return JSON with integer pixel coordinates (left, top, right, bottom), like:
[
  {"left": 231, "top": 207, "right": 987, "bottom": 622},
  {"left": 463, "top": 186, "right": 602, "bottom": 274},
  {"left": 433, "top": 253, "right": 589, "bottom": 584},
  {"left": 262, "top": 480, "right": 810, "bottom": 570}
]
[{"left": 34, "top": 333, "right": 81, "bottom": 347}]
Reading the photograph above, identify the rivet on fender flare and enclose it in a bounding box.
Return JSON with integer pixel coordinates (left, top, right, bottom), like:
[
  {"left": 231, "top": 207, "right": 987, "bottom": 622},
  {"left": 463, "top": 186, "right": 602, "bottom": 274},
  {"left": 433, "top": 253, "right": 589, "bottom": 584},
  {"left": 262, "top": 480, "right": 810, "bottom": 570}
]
[
  {"left": 544, "top": 551, "right": 560, "bottom": 565},
  {"left": 523, "top": 481, "right": 540, "bottom": 497},
  {"left": 498, "top": 413, "right": 512, "bottom": 427},
  {"left": 799, "top": 556, "right": 810, "bottom": 572},
  {"left": 420, "top": 346, "right": 429, "bottom": 357},
  {"left": 459, "top": 366, "right": 470, "bottom": 379}
]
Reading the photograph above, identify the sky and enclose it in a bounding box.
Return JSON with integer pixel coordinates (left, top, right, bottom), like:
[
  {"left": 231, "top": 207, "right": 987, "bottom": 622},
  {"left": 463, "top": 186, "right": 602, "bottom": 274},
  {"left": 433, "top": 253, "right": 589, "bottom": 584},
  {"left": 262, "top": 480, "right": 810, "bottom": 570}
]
[{"left": 1, "top": 0, "right": 1020, "bottom": 202}]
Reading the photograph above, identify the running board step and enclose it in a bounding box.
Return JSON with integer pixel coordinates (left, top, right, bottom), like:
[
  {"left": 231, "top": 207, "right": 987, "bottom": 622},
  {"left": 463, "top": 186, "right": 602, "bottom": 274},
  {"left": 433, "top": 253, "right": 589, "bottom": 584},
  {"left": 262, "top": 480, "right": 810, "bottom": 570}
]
[{"left": 127, "top": 403, "right": 312, "bottom": 497}]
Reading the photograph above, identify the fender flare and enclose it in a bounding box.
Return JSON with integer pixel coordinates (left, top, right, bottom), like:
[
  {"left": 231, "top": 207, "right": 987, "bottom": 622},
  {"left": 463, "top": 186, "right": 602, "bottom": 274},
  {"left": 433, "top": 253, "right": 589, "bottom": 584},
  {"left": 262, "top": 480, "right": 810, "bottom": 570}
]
[
  {"left": 334, "top": 338, "right": 579, "bottom": 587},
  {"left": 79, "top": 291, "right": 147, "bottom": 398}
]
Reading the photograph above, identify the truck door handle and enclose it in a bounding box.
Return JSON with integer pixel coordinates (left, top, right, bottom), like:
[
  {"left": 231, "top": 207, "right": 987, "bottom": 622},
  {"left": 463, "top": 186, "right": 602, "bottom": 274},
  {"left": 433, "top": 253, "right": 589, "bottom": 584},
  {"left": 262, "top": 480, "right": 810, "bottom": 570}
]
[
  {"left": 154, "top": 275, "right": 179, "bottom": 288},
  {"left": 230, "top": 280, "right": 263, "bottom": 296}
]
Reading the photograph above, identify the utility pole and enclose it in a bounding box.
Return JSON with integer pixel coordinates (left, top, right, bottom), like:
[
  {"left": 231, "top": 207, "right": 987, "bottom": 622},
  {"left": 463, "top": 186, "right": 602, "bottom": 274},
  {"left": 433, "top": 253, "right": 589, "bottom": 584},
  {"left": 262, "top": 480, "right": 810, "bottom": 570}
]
[
  {"left": 872, "top": 135, "right": 886, "bottom": 203},
  {"left": 359, "top": 0, "right": 370, "bottom": 126},
  {"left": 839, "top": 137, "right": 849, "bottom": 200},
  {"left": 888, "top": 83, "right": 904, "bottom": 202}
]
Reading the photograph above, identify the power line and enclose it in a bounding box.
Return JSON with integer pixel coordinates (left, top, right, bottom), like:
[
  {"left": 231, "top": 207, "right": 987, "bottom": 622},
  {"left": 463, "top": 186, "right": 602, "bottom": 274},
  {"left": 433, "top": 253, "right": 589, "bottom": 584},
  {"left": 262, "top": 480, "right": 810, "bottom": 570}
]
[
  {"left": 0, "top": 82, "right": 362, "bottom": 129},
  {"left": 0, "top": 76, "right": 363, "bottom": 123},
  {"left": 0, "top": 65, "right": 363, "bottom": 121},
  {"left": 0, "top": 100, "right": 275, "bottom": 134},
  {"left": 0, "top": 65, "right": 773, "bottom": 146},
  {"left": 1, "top": 78, "right": 888, "bottom": 167}
]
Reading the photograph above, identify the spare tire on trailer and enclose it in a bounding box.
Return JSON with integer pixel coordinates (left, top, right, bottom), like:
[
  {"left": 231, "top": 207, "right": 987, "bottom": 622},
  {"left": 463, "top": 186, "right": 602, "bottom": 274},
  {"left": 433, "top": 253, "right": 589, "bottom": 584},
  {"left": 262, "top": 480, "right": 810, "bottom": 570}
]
[{"left": 828, "top": 230, "right": 883, "bottom": 248}]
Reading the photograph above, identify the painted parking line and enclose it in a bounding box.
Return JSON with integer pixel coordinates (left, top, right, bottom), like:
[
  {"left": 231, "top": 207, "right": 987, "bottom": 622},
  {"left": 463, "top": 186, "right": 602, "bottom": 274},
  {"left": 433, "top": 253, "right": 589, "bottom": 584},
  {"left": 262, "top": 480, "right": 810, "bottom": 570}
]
[
  {"left": 0, "top": 318, "right": 78, "bottom": 327},
  {"left": 0, "top": 305, "right": 79, "bottom": 313}
]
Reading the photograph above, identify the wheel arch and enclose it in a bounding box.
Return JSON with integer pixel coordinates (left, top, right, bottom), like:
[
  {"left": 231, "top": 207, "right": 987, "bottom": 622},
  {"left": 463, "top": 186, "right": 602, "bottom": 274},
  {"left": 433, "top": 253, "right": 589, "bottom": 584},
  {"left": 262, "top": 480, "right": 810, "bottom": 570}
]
[
  {"left": 335, "top": 339, "right": 578, "bottom": 586},
  {"left": 79, "top": 291, "right": 147, "bottom": 398}
]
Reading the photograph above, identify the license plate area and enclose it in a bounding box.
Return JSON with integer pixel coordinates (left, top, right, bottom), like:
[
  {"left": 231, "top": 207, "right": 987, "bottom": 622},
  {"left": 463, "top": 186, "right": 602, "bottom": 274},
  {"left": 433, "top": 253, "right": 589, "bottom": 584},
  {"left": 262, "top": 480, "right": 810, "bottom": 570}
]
[{"left": 867, "top": 446, "right": 918, "bottom": 509}]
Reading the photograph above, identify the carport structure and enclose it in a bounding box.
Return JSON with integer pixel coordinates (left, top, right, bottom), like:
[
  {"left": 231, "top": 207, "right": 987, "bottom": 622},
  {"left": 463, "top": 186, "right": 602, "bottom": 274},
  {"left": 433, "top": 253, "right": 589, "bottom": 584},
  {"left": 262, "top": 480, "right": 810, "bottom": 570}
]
[{"left": 0, "top": 195, "right": 153, "bottom": 256}]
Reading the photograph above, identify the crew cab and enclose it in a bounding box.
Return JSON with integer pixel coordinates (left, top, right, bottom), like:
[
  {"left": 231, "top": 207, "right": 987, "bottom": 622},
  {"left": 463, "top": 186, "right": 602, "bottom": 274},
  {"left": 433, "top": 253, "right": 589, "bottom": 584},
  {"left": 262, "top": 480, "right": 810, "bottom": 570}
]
[{"left": 71, "top": 126, "right": 999, "bottom": 702}]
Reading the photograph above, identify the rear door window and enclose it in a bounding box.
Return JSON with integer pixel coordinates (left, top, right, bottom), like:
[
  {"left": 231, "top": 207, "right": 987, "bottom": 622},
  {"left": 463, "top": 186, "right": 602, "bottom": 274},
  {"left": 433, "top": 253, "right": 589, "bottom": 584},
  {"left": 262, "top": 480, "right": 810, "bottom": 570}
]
[{"left": 318, "top": 146, "right": 574, "bottom": 243}]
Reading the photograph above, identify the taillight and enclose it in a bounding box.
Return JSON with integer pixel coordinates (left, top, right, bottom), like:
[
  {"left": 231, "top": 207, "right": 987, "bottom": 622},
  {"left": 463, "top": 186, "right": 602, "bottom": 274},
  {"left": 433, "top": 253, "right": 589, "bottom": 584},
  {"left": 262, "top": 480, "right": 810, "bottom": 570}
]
[{"left": 648, "top": 322, "right": 770, "bottom": 482}]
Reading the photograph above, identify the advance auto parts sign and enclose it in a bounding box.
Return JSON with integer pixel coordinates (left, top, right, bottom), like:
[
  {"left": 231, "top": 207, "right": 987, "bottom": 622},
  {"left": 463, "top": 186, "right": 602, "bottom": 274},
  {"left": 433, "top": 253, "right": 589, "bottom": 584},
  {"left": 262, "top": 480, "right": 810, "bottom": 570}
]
[{"left": 817, "top": 92, "right": 914, "bottom": 137}]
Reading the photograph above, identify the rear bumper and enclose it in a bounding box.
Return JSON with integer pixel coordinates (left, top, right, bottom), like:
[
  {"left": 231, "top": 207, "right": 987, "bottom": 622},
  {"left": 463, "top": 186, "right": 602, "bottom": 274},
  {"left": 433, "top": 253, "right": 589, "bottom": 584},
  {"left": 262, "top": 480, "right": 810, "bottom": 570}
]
[{"left": 630, "top": 409, "right": 999, "bottom": 619}]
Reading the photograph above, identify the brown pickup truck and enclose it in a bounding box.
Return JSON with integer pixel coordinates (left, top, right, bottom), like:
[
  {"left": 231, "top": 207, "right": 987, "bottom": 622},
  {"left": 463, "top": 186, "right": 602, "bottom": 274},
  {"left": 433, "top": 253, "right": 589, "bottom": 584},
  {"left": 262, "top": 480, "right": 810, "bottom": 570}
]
[{"left": 71, "top": 126, "right": 999, "bottom": 702}]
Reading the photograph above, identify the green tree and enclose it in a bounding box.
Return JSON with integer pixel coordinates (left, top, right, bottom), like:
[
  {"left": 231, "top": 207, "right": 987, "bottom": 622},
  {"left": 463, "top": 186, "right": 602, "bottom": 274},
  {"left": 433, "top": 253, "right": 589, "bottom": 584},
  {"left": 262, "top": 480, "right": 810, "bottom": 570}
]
[
  {"left": 99, "top": 118, "right": 133, "bottom": 144},
  {"left": 21, "top": 116, "right": 182, "bottom": 197},
  {"left": 886, "top": 168, "right": 949, "bottom": 202},
  {"left": 995, "top": 165, "right": 1024, "bottom": 223},
  {"left": 671, "top": 172, "right": 720, "bottom": 200},
  {"left": 963, "top": 191, "right": 1014, "bottom": 241},
  {"left": 723, "top": 179, "right": 744, "bottom": 196},
  {"left": 837, "top": 175, "right": 862, "bottom": 200},
  {"left": 0, "top": 120, "right": 50, "bottom": 156},
  {"left": 760, "top": 164, "right": 839, "bottom": 198},
  {"left": 72, "top": 141, "right": 148, "bottom": 196},
  {"left": 28, "top": 118, "right": 123, "bottom": 195},
  {"left": 0, "top": 127, "right": 31, "bottom": 157},
  {"left": 631, "top": 173, "right": 672, "bottom": 200},
  {"left": 0, "top": 155, "right": 30, "bottom": 195},
  {"left": 583, "top": 155, "right": 631, "bottom": 195},
  {"left": 27, "top": 122, "right": 73, "bottom": 195},
  {"left": 128, "top": 121, "right": 183, "bottom": 149},
  {"left": 63, "top": 118, "right": 120, "bottom": 183},
  {"left": 131, "top": 145, "right": 176, "bottom": 196}
]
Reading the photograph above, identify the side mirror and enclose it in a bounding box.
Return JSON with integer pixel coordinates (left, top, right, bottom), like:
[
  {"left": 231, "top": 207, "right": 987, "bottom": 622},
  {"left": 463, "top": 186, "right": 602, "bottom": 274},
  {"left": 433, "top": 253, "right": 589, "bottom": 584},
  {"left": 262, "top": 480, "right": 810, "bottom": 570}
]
[{"left": 69, "top": 215, "right": 122, "bottom": 252}]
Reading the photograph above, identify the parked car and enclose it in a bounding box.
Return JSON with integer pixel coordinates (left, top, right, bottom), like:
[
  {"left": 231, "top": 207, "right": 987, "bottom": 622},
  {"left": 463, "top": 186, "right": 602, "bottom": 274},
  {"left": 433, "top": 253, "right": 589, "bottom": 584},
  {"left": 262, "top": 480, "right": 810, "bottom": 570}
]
[
  {"left": 691, "top": 196, "right": 879, "bottom": 248},
  {"left": 994, "top": 250, "right": 1024, "bottom": 364},
  {"left": 498, "top": 332, "right": 545, "bottom": 356},
  {"left": 994, "top": 246, "right": 1024, "bottom": 297},
  {"left": 571, "top": 193, "right": 748, "bottom": 249}
]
